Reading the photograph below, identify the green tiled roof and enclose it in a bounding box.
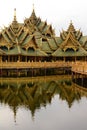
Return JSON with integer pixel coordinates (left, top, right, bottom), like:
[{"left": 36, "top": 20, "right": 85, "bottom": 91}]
[
  {"left": 0, "top": 9, "right": 87, "bottom": 59},
  {"left": 26, "top": 49, "right": 48, "bottom": 56},
  {"left": 6, "top": 45, "right": 47, "bottom": 56},
  {"left": 54, "top": 37, "right": 63, "bottom": 46},
  {"left": 7, "top": 45, "right": 22, "bottom": 55},
  {"left": 47, "top": 38, "right": 58, "bottom": 50},
  {"left": 34, "top": 31, "right": 42, "bottom": 38},
  {"left": 2, "top": 32, "right": 11, "bottom": 43},
  {"left": 41, "top": 41, "right": 53, "bottom": 53},
  {"left": 79, "top": 36, "right": 87, "bottom": 45},
  {"left": 22, "top": 35, "right": 32, "bottom": 46},
  {"left": 52, "top": 47, "right": 87, "bottom": 57},
  {"left": 18, "top": 31, "right": 26, "bottom": 41},
  {"left": 42, "top": 25, "right": 49, "bottom": 33},
  {"left": 35, "top": 38, "right": 42, "bottom": 48},
  {"left": 38, "top": 22, "right": 46, "bottom": 30},
  {"left": 84, "top": 43, "right": 87, "bottom": 50}
]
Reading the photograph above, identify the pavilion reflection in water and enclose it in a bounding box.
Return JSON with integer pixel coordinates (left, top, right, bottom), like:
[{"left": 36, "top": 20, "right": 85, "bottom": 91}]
[{"left": 0, "top": 76, "right": 87, "bottom": 119}]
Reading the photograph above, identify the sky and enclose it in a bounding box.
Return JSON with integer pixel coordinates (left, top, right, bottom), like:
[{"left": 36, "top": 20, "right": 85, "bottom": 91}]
[{"left": 0, "top": 0, "right": 87, "bottom": 35}]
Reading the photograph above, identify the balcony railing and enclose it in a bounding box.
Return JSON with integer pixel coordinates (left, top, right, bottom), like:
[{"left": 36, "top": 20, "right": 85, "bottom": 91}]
[
  {"left": 0, "top": 61, "right": 72, "bottom": 69},
  {"left": 0, "top": 61, "right": 87, "bottom": 75},
  {"left": 72, "top": 61, "right": 87, "bottom": 75}
]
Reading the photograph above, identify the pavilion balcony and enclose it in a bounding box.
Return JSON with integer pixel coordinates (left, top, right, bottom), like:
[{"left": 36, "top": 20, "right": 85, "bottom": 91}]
[{"left": 0, "top": 61, "right": 72, "bottom": 69}]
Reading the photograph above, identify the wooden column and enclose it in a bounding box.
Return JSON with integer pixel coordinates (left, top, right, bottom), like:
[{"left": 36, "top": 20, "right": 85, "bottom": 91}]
[
  {"left": 12, "top": 56, "right": 14, "bottom": 62},
  {"left": 8, "top": 56, "right": 10, "bottom": 62},
  {"left": 26, "top": 56, "right": 27, "bottom": 62},
  {"left": 18, "top": 55, "right": 20, "bottom": 62},
  {"left": 63, "top": 57, "right": 65, "bottom": 62},
  {"left": 85, "top": 56, "right": 86, "bottom": 62},
  {"left": 0, "top": 55, "right": 2, "bottom": 62}
]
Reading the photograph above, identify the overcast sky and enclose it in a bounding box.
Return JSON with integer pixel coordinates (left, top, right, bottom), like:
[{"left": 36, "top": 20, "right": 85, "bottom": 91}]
[{"left": 0, "top": 0, "right": 87, "bottom": 35}]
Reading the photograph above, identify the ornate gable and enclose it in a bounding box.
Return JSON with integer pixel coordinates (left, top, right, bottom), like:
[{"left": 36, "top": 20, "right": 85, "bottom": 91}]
[
  {"left": 60, "top": 32, "right": 81, "bottom": 52},
  {"left": 42, "top": 25, "right": 54, "bottom": 36},
  {"left": 24, "top": 8, "right": 39, "bottom": 34},
  {"left": 60, "top": 21, "right": 82, "bottom": 41},
  {"left": 1, "top": 9, "right": 28, "bottom": 47},
  {"left": 24, "top": 8, "right": 55, "bottom": 37},
  {"left": 22, "top": 35, "right": 38, "bottom": 50}
]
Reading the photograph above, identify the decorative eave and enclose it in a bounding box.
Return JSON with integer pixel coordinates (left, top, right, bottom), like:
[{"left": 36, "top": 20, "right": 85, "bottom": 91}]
[
  {"left": 42, "top": 24, "right": 54, "bottom": 36},
  {"left": 9, "top": 23, "right": 24, "bottom": 37},
  {"left": 6, "top": 45, "right": 23, "bottom": 55},
  {"left": 0, "top": 48, "right": 6, "bottom": 55},
  {"left": 22, "top": 35, "right": 38, "bottom": 50},
  {"left": 52, "top": 46, "right": 87, "bottom": 57},
  {"left": 60, "top": 31, "right": 67, "bottom": 40},
  {"left": 60, "top": 32, "right": 81, "bottom": 51},
  {"left": 0, "top": 32, "right": 12, "bottom": 46}
]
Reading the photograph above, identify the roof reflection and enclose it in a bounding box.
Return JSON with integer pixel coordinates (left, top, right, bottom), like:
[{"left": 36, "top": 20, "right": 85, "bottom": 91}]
[{"left": 0, "top": 75, "right": 87, "bottom": 119}]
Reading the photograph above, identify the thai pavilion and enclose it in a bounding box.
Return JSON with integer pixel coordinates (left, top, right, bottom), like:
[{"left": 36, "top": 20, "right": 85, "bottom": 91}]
[
  {"left": 0, "top": 8, "right": 55, "bottom": 63},
  {"left": 0, "top": 8, "right": 87, "bottom": 76},
  {"left": 0, "top": 8, "right": 87, "bottom": 62}
]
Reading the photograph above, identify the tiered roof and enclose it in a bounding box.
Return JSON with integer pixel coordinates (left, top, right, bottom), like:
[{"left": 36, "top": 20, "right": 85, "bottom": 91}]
[
  {"left": 0, "top": 9, "right": 87, "bottom": 58},
  {"left": 60, "top": 21, "right": 82, "bottom": 41},
  {"left": 52, "top": 21, "right": 87, "bottom": 57},
  {"left": 0, "top": 9, "right": 51, "bottom": 56},
  {"left": 24, "top": 8, "right": 55, "bottom": 36}
]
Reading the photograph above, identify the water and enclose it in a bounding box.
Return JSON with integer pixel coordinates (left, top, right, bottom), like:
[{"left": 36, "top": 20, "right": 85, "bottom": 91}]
[{"left": 0, "top": 75, "right": 87, "bottom": 130}]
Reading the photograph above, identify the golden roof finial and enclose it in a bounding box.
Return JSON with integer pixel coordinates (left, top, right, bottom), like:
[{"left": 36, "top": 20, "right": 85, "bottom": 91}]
[
  {"left": 14, "top": 8, "right": 17, "bottom": 21},
  {"left": 70, "top": 20, "right": 72, "bottom": 24},
  {"left": 67, "top": 20, "right": 75, "bottom": 32},
  {"left": 33, "top": 3, "right": 34, "bottom": 11}
]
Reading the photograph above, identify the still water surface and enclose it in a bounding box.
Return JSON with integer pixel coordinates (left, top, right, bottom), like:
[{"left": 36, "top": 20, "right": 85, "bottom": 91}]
[{"left": 0, "top": 75, "right": 87, "bottom": 130}]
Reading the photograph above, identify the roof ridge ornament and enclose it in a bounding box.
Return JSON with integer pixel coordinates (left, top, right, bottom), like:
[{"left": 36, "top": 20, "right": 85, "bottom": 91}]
[
  {"left": 67, "top": 21, "right": 76, "bottom": 33},
  {"left": 33, "top": 3, "right": 34, "bottom": 11},
  {"left": 70, "top": 20, "right": 72, "bottom": 24},
  {"left": 29, "top": 4, "right": 37, "bottom": 25},
  {"left": 14, "top": 8, "right": 17, "bottom": 22}
]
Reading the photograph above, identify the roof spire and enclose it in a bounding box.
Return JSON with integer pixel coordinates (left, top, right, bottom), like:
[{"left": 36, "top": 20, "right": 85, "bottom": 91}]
[
  {"left": 14, "top": 8, "right": 17, "bottom": 21},
  {"left": 32, "top": 3, "right": 36, "bottom": 15},
  {"left": 67, "top": 20, "right": 76, "bottom": 33},
  {"left": 70, "top": 20, "right": 72, "bottom": 24},
  {"left": 33, "top": 3, "right": 34, "bottom": 11},
  {"left": 12, "top": 8, "right": 19, "bottom": 29},
  {"left": 29, "top": 4, "right": 37, "bottom": 24}
]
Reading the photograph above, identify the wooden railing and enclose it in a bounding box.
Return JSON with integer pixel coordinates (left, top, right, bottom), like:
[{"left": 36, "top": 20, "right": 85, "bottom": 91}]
[
  {"left": 72, "top": 61, "right": 87, "bottom": 75},
  {"left": 0, "top": 61, "right": 87, "bottom": 75},
  {"left": 0, "top": 61, "right": 72, "bottom": 69}
]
